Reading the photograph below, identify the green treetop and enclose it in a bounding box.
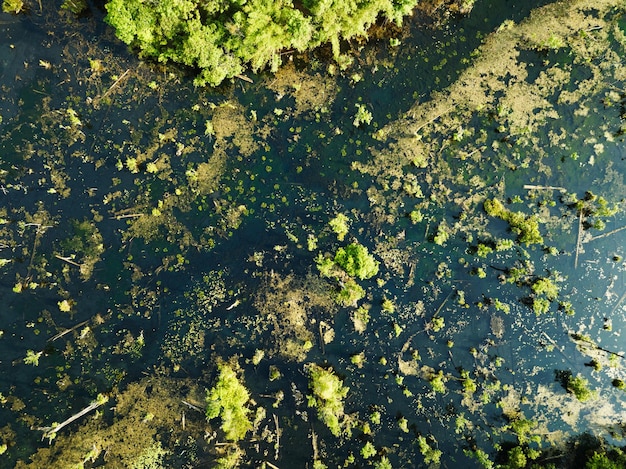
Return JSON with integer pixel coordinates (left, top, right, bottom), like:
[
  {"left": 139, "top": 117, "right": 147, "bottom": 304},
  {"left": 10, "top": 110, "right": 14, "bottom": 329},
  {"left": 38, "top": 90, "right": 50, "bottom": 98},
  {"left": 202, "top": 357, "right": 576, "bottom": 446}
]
[
  {"left": 206, "top": 362, "right": 253, "bottom": 441},
  {"left": 334, "top": 243, "right": 379, "bottom": 280},
  {"left": 104, "top": 0, "right": 421, "bottom": 86}
]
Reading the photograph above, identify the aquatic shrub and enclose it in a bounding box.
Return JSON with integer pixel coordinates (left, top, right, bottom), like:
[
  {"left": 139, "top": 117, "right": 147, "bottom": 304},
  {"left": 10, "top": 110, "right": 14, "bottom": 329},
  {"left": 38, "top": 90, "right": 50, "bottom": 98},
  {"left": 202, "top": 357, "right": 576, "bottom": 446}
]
[
  {"left": 428, "top": 370, "right": 447, "bottom": 393},
  {"left": 336, "top": 278, "right": 366, "bottom": 306},
  {"left": 398, "top": 416, "right": 409, "bottom": 433},
  {"left": 61, "top": 0, "right": 87, "bottom": 15},
  {"left": 505, "top": 446, "right": 527, "bottom": 469},
  {"left": 409, "top": 208, "right": 424, "bottom": 224},
  {"left": 206, "top": 362, "right": 253, "bottom": 441},
  {"left": 532, "top": 298, "right": 550, "bottom": 315},
  {"left": 361, "top": 441, "right": 376, "bottom": 459},
  {"left": 585, "top": 451, "right": 626, "bottom": 469},
  {"left": 104, "top": 0, "right": 418, "bottom": 86},
  {"left": 353, "top": 104, "right": 373, "bottom": 128},
  {"left": 556, "top": 370, "right": 595, "bottom": 402},
  {"left": 531, "top": 277, "right": 559, "bottom": 301},
  {"left": 464, "top": 448, "right": 494, "bottom": 468},
  {"left": 24, "top": 350, "right": 42, "bottom": 366},
  {"left": 381, "top": 298, "right": 395, "bottom": 313},
  {"left": 433, "top": 222, "right": 451, "bottom": 246},
  {"left": 484, "top": 198, "right": 543, "bottom": 246},
  {"left": 306, "top": 363, "right": 351, "bottom": 437},
  {"left": 373, "top": 456, "right": 392, "bottom": 469},
  {"left": 417, "top": 435, "right": 442, "bottom": 465},
  {"left": 612, "top": 379, "right": 626, "bottom": 390},
  {"left": 334, "top": 243, "right": 379, "bottom": 280},
  {"left": 328, "top": 213, "right": 350, "bottom": 241},
  {"left": 2, "top": 0, "right": 24, "bottom": 14}
]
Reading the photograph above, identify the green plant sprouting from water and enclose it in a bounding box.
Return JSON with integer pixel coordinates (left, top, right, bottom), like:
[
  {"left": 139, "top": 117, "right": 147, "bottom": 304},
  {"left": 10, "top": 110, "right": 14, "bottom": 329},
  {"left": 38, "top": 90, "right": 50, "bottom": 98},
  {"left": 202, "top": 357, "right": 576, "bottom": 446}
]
[
  {"left": 334, "top": 243, "right": 379, "bottom": 280},
  {"left": 306, "top": 363, "right": 351, "bottom": 437},
  {"left": 316, "top": 242, "right": 379, "bottom": 306},
  {"left": 206, "top": 362, "right": 253, "bottom": 441},
  {"left": 104, "top": 0, "right": 420, "bottom": 86},
  {"left": 484, "top": 198, "right": 543, "bottom": 246}
]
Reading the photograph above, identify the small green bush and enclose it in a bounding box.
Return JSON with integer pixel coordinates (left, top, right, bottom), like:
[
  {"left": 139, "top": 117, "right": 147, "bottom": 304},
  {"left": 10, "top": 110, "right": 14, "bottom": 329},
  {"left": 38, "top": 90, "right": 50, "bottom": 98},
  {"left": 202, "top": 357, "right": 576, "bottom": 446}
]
[
  {"left": 206, "top": 362, "right": 252, "bottom": 441},
  {"left": 306, "top": 363, "right": 350, "bottom": 437},
  {"left": 334, "top": 243, "right": 379, "bottom": 280}
]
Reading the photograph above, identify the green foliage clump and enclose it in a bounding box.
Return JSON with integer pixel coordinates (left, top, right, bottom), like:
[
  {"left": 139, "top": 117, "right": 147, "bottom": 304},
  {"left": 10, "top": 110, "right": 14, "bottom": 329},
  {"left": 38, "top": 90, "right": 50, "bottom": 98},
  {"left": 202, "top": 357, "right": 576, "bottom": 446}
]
[
  {"left": 334, "top": 243, "right": 379, "bottom": 280},
  {"left": 428, "top": 370, "right": 447, "bottom": 393},
  {"left": 2, "top": 0, "right": 24, "bottom": 14},
  {"left": 433, "top": 222, "right": 451, "bottom": 246},
  {"left": 464, "top": 448, "right": 494, "bottom": 468},
  {"left": 586, "top": 449, "right": 626, "bottom": 469},
  {"left": 206, "top": 362, "right": 252, "bottom": 441},
  {"left": 353, "top": 104, "right": 373, "bottom": 127},
  {"left": 484, "top": 198, "right": 543, "bottom": 246},
  {"left": 417, "top": 435, "right": 442, "bottom": 464},
  {"left": 612, "top": 379, "right": 626, "bottom": 390},
  {"left": 361, "top": 441, "right": 377, "bottom": 459},
  {"left": 532, "top": 298, "right": 550, "bottom": 315},
  {"left": 24, "top": 350, "right": 42, "bottom": 366},
  {"left": 306, "top": 363, "right": 350, "bottom": 437},
  {"left": 104, "top": 0, "right": 418, "bottom": 86},
  {"left": 61, "top": 0, "right": 87, "bottom": 14},
  {"left": 329, "top": 213, "right": 350, "bottom": 241},
  {"left": 566, "top": 374, "right": 595, "bottom": 402},
  {"left": 556, "top": 370, "right": 595, "bottom": 402},
  {"left": 504, "top": 446, "right": 527, "bottom": 469},
  {"left": 373, "top": 456, "right": 393, "bottom": 469},
  {"left": 531, "top": 277, "right": 559, "bottom": 301},
  {"left": 336, "top": 278, "right": 366, "bottom": 306}
]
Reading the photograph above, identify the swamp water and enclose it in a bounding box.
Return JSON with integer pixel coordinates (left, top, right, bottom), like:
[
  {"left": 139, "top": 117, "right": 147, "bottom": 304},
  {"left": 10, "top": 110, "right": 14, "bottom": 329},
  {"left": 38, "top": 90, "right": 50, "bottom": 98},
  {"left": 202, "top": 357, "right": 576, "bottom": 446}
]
[{"left": 1, "top": 0, "right": 626, "bottom": 467}]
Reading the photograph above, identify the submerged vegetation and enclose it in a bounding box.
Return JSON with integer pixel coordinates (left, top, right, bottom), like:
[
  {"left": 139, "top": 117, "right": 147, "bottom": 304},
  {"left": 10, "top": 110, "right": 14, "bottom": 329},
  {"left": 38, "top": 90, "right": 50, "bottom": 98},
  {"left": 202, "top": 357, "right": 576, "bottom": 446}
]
[{"left": 1, "top": 0, "right": 626, "bottom": 468}]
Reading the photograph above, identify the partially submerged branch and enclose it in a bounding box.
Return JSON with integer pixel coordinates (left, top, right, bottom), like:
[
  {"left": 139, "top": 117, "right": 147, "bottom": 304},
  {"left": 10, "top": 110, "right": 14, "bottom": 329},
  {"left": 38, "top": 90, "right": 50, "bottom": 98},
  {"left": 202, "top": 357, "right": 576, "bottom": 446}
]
[{"left": 37, "top": 394, "right": 109, "bottom": 442}]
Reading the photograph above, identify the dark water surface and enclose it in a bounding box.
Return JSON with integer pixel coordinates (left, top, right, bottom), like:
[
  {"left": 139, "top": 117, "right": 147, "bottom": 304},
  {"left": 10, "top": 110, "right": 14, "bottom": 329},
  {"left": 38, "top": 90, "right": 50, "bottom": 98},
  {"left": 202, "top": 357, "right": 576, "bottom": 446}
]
[{"left": 0, "top": 0, "right": 626, "bottom": 467}]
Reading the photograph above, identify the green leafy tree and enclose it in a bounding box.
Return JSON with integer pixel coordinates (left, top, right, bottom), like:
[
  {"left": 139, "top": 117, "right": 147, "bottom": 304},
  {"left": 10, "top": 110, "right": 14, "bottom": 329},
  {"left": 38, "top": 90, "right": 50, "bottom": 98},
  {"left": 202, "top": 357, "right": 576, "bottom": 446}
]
[
  {"left": 334, "top": 243, "right": 379, "bottom": 280},
  {"left": 105, "top": 0, "right": 420, "bottom": 86},
  {"left": 306, "top": 363, "right": 350, "bottom": 436},
  {"left": 206, "top": 362, "right": 253, "bottom": 441}
]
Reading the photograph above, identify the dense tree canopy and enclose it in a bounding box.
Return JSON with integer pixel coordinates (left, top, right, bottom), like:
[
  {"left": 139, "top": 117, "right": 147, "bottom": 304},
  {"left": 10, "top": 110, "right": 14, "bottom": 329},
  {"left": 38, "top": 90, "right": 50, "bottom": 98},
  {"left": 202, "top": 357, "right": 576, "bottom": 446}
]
[{"left": 104, "top": 0, "right": 420, "bottom": 86}]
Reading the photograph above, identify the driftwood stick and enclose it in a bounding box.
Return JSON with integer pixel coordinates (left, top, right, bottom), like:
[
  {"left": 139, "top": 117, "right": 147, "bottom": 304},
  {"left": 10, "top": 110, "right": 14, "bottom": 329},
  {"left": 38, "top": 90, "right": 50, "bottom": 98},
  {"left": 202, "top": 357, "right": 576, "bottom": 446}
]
[
  {"left": 38, "top": 394, "right": 108, "bottom": 440},
  {"left": 181, "top": 400, "right": 204, "bottom": 413},
  {"left": 49, "top": 319, "right": 90, "bottom": 342},
  {"left": 273, "top": 414, "right": 280, "bottom": 461},
  {"left": 110, "top": 213, "right": 144, "bottom": 220},
  {"left": 99, "top": 69, "right": 131, "bottom": 101},
  {"left": 588, "top": 225, "right": 626, "bottom": 242},
  {"left": 610, "top": 290, "right": 626, "bottom": 317},
  {"left": 235, "top": 74, "right": 253, "bottom": 83},
  {"left": 523, "top": 185, "right": 567, "bottom": 192},
  {"left": 55, "top": 254, "right": 82, "bottom": 268},
  {"left": 433, "top": 290, "right": 454, "bottom": 318},
  {"left": 574, "top": 210, "right": 583, "bottom": 269}
]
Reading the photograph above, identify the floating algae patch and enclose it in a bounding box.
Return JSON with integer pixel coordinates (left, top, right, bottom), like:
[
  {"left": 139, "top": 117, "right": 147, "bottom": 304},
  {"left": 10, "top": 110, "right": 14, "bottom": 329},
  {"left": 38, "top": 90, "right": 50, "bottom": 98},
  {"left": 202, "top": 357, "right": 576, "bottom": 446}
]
[
  {"left": 253, "top": 272, "right": 338, "bottom": 362},
  {"left": 14, "top": 375, "right": 209, "bottom": 468}
]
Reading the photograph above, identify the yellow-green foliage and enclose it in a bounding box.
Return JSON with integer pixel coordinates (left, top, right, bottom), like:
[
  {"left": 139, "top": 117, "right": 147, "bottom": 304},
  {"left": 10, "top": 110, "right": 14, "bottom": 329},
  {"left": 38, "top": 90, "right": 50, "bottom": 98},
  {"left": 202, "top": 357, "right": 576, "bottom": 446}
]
[
  {"left": 334, "top": 243, "right": 379, "bottom": 280},
  {"left": 329, "top": 213, "right": 350, "bottom": 241},
  {"left": 2, "top": 0, "right": 23, "bottom": 14},
  {"left": 104, "top": 0, "right": 419, "bottom": 86},
  {"left": 306, "top": 364, "right": 350, "bottom": 436},
  {"left": 484, "top": 198, "right": 543, "bottom": 245},
  {"left": 206, "top": 363, "right": 252, "bottom": 441},
  {"left": 417, "top": 435, "right": 442, "bottom": 465}
]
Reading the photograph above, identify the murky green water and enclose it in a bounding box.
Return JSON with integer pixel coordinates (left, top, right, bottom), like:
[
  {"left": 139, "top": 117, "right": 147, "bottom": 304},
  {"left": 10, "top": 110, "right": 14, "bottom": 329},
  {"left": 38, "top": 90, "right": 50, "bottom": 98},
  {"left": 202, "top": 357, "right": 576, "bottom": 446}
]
[{"left": 1, "top": 0, "right": 626, "bottom": 468}]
